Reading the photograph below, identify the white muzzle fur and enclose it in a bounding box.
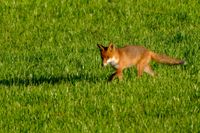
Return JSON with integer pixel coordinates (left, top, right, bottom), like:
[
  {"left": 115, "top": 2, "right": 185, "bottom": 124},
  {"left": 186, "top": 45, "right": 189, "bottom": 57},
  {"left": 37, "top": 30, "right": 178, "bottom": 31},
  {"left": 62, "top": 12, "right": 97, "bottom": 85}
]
[{"left": 104, "top": 57, "right": 119, "bottom": 68}]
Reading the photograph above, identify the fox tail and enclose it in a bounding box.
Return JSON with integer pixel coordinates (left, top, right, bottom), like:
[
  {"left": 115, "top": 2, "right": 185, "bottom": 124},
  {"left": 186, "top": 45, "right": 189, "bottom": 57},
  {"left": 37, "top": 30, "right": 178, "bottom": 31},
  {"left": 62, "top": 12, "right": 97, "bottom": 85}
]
[{"left": 151, "top": 52, "right": 184, "bottom": 65}]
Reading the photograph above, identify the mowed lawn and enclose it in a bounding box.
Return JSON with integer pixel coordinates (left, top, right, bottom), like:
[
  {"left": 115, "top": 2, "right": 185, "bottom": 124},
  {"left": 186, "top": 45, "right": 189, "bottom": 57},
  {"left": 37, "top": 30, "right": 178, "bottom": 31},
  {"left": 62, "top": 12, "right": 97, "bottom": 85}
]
[{"left": 0, "top": 0, "right": 199, "bottom": 132}]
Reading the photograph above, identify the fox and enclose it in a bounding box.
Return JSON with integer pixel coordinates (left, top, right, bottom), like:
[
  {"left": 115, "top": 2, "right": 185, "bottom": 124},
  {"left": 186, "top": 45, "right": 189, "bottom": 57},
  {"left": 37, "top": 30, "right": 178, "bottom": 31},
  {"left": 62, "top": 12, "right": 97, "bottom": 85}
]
[{"left": 97, "top": 43, "right": 184, "bottom": 81}]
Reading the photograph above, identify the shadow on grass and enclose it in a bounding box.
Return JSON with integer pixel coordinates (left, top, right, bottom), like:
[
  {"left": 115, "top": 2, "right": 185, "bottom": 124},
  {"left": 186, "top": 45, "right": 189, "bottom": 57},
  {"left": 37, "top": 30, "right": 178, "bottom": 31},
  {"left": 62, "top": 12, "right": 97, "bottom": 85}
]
[{"left": 0, "top": 73, "right": 100, "bottom": 86}]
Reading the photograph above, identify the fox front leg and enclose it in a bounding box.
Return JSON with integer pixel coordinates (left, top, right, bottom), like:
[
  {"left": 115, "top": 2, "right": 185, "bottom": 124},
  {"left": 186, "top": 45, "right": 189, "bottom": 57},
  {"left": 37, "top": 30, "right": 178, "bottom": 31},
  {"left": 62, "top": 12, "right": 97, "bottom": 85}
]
[{"left": 108, "top": 69, "right": 123, "bottom": 81}]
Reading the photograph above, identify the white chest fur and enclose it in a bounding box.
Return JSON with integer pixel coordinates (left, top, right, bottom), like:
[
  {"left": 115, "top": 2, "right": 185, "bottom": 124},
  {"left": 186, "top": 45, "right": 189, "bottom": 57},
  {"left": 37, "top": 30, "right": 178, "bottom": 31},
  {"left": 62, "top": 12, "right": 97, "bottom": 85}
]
[{"left": 107, "top": 57, "right": 119, "bottom": 68}]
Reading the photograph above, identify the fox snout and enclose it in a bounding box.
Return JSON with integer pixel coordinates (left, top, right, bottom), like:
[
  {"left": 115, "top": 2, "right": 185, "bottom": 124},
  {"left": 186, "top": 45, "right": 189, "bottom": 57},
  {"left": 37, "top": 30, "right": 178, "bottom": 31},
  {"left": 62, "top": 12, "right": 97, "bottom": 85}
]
[
  {"left": 100, "top": 58, "right": 110, "bottom": 67},
  {"left": 102, "top": 57, "right": 119, "bottom": 68},
  {"left": 102, "top": 60, "right": 108, "bottom": 67}
]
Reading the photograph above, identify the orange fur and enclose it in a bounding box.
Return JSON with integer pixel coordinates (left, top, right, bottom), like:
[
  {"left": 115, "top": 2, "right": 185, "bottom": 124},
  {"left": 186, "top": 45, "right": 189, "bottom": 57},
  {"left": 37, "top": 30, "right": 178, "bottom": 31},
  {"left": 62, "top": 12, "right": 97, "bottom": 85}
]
[{"left": 97, "top": 43, "right": 184, "bottom": 81}]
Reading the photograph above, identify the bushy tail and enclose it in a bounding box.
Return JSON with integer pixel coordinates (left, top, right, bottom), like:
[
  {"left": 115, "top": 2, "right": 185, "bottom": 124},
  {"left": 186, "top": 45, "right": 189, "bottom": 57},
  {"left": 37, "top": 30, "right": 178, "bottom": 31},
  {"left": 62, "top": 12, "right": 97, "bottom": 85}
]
[{"left": 151, "top": 52, "right": 184, "bottom": 65}]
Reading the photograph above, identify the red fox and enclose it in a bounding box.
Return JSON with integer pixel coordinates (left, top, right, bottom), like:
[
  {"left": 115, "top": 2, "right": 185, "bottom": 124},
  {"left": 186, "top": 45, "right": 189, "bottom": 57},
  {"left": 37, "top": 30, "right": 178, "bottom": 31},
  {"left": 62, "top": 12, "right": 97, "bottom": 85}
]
[{"left": 97, "top": 43, "right": 184, "bottom": 81}]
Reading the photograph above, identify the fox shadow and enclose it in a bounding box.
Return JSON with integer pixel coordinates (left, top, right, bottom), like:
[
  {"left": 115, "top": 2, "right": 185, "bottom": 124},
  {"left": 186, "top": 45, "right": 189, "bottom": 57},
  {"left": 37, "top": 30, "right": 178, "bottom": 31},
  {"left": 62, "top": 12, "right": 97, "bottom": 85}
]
[{"left": 0, "top": 73, "right": 100, "bottom": 86}]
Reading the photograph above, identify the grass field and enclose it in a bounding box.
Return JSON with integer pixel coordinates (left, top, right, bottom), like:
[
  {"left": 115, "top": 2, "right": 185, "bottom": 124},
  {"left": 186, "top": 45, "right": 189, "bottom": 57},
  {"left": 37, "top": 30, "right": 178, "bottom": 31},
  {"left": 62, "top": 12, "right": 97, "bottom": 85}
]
[{"left": 0, "top": 0, "right": 200, "bottom": 132}]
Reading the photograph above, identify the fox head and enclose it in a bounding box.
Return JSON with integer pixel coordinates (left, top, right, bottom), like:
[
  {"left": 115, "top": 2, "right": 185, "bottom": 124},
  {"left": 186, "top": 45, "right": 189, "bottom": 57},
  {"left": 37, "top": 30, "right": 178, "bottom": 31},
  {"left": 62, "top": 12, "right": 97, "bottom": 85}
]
[{"left": 97, "top": 43, "right": 119, "bottom": 68}]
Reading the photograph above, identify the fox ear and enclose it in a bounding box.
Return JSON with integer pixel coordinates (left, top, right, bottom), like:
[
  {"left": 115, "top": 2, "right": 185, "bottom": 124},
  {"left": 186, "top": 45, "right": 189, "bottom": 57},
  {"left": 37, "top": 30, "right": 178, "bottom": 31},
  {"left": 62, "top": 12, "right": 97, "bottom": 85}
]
[
  {"left": 97, "top": 44, "right": 105, "bottom": 51},
  {"left": 108, "top": 43, "right": 115, "bottom": 51}
]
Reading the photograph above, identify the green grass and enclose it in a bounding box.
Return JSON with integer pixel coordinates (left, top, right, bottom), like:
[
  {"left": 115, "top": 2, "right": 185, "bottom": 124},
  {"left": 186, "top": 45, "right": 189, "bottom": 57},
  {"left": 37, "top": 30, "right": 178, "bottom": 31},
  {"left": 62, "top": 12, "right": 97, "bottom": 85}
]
[{"left": 0, "top": 0, "right": 200, "bottom": 132}]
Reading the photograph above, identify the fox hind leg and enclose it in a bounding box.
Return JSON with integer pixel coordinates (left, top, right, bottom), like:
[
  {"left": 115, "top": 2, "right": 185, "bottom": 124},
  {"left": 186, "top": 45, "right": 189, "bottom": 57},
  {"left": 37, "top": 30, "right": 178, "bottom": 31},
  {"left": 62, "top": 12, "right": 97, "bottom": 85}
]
[
  {"left": 144, "top": 65, "right": 155, "bottom": 76},
  {"left": 137, "top": 54, "right": 151, "bottom": 77},
  {"left": 137, "top": 64, "right": 144, "bottom": 77}
]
